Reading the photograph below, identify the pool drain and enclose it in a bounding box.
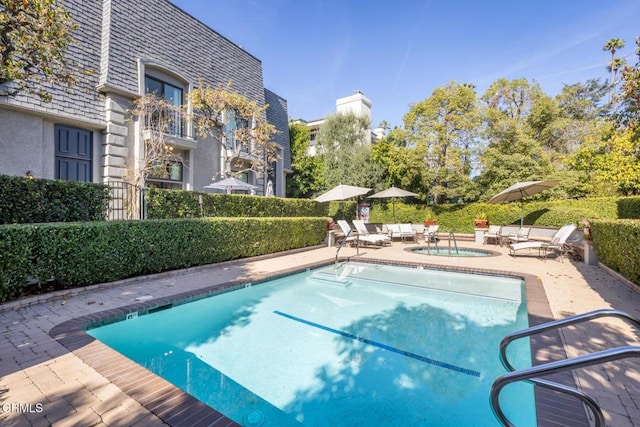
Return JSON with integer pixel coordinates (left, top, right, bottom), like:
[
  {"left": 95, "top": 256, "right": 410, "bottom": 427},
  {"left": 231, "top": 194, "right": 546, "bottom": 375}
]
[{"left": 243, "top": 410, "right": 265, "bottom": 426}]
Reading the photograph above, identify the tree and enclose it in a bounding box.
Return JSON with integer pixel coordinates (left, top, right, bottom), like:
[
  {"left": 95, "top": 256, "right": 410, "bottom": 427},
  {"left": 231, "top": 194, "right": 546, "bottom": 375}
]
[
  {"left": 555, "top": 79, "right": 609, "bottom": 121},
  {"left": 371, "top": 127, "right": 427, "bottom": 198},
  {"left": 602, "top": 38, "right": 626, "bottom": 104},
  {"left": 0, "top": 0, "right": 78, "bottom": 101},
  {"left": 569, "top": 125, "right": 640, "bottom": 195},
  {"left": 617, "top": 36, "right": 640, "bottom": 141},
  {"left": 286, "top": 122, "right": 324, "bottom": 198},
  {"left": 126, "top": 95, "right": 185, "bottom": 217},
  {"left": 315, "top": 112, "right": 384, "bottom": 190},
  {"left": 477, "top": 78, "right": 554, "bottom": 198},
  {"left": 189, "top": 81, "right": 277, "bottom": 180},
  {"left": 404, "top": 82, "right": 483, "bottom": 203}
]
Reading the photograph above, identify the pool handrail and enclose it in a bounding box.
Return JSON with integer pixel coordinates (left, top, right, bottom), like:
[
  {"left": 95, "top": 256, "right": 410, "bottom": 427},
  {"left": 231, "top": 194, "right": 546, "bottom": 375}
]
[
  {"left": 499, "top": 308, "right": 640, "bottom": 372},
  {"left": 491, "top": 346, "right": 640, "bottom": 427},
  {"left": 335, "top": 227, "right": 355, "bottom": 267},
  {"left": 447, "top": 232, "right": 459, "bottom": 256},
  {"left": 491, "top": 308, "right": 640, "bottom": 427}
]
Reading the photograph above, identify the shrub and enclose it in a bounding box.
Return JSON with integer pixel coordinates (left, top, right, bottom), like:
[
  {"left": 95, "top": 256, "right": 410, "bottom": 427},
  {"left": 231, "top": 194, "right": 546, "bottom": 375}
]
[
  {"left": 591, "top": 220, "right": 640, "bottom": 286},
  {"left": 146, "top": 189, "right": 326, "bottom": 218},
  {"left": 0, "top": 175, "right": 109, "bottom": 224},
  {"left": 368, "top": 197, "right": 623, "bottom": 232},
  {"left": 0, "top": 217, "right": 326, "bottom": 302},
  {"left": 616, "top": 197, "right": 640, "bottom": 219}
]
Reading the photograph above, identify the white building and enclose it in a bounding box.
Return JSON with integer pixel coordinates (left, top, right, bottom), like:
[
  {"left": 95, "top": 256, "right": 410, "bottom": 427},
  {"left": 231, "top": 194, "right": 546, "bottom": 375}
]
[{"left": 294, "top": 91, "right": 383, "bottom": 155}]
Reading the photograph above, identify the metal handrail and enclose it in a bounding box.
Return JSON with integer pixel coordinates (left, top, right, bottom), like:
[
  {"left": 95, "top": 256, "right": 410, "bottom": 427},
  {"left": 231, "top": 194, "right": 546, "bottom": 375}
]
[
  {"left": 500, "top": 308, "right": 640, "bottom": 372},
  {"left": 491, "top": 309, "right": 640, "bottom": 426},
  {"left": 491, "top": 346, "right": 640, "bottom": 427},
  {"left": 447, "top": 232, "right": 459, "bottom": 256},
  {"left": 335, "top": 228, "right": 354, "bottom": 267}
]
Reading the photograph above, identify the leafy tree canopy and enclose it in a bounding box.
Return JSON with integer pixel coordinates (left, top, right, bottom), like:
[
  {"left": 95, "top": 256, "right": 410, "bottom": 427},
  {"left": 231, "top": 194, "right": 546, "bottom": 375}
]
[
  {"left": 0, "top": 0, "right": 78, "bottom": 101},
  {"left": 315, "top": 112, "right": 384, "bottom": 190},
  {"left": 286, "top": 123, "right": 324, "bottom": 198},
  {"left": 189, "top": 80, "right": 277, "bottom": 179}
]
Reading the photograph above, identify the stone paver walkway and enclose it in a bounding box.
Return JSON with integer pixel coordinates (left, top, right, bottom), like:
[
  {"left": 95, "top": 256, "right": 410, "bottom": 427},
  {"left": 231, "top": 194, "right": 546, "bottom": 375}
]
[{"left": 1, "top": 241, "right": 639, "bottom": 426}]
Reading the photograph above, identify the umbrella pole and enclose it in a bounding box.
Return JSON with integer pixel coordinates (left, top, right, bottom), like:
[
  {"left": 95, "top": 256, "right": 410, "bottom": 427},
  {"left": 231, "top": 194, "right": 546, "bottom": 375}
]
[
  {"left": 392, "top": 198, "right": 396, "bottom": 223},
  {"left": 520, "top": 201, "right": 524, "bottom": 227}
]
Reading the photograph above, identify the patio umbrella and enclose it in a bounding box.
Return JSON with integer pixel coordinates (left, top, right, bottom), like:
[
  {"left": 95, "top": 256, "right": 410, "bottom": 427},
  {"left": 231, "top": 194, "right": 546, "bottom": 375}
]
[
  {"left": 315, "top": 184, "right": 371, "bottom": 220},
  {"left": 314, "top": 184, "right": 371, "bottom": 203},
  {"left": 204, "top": 177, "right": 258, "bottom": 194},
  {"left": 488, "top": 180, "right": 559, "bottom": 226},
  {"left": 368, "top": 186, "right": 418, "bottom": 223}
]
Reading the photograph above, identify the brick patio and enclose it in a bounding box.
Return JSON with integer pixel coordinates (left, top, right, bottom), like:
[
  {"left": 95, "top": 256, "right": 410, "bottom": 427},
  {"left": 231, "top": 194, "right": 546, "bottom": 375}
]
[{"left": 1, "top": 241, "right": 639, "bottom": 426}]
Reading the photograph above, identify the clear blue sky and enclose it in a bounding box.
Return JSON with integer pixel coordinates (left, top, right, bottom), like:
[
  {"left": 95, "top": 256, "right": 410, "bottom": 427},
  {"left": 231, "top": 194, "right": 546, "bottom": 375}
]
[{"left": 171, "top": 0, "right": 639, "bottom": 129}]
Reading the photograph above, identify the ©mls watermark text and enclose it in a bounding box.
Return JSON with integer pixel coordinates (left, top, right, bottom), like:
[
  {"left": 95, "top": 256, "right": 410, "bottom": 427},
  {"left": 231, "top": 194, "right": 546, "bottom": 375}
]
[{"left": 1, "top": 402, "right": 44, "bottom": 414}]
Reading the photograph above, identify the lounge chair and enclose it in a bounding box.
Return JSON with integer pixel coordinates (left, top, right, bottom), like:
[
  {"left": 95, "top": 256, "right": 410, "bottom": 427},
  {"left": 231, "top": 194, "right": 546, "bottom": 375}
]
[
  {"left": 399, "top": 223, "right": 417, "bottom": 242},
  {"left": 508, "top": 227, "right": 531, "bottom": 244},
  {"left": 386, "top": 224, "right": 402, "bottom": 240},
  {"left": 509, "top": 224, "right": 577, "bottom": 259},
  {"left": 336, "top": 220, "right": 359, "bottom": 246},
  {"left": 338, "top": 220, "right": 386, "bottom": 247},
  {"left": 483, "top": 225, "right": 502, "bottom": 245},
  {"left": 424, "top": 224, "right": 439, "bottom": 242},
  {"left": 352, "top": 220, "right": 391, "bottom": 245}
]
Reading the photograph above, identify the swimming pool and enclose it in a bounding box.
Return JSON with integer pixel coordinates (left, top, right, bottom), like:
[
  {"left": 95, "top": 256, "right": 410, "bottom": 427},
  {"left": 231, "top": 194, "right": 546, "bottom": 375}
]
[
  {"left": 411, "top": 247, "right": 495, "bottom": 257},
  {"left": 88, "top": 262, "right": 536, "bottom": 426}
]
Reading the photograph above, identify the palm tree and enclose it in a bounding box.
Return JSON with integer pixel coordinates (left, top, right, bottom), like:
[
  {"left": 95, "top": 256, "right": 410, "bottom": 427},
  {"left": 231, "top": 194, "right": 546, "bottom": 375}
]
[{"left": 602, "top": 38, "right": 625, "bottom": 103}]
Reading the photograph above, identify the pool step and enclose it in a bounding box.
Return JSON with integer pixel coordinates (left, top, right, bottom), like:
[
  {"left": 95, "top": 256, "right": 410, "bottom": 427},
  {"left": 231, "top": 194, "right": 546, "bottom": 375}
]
[{"left": 309, "top": 272, "right": 352, "bottom": 286}]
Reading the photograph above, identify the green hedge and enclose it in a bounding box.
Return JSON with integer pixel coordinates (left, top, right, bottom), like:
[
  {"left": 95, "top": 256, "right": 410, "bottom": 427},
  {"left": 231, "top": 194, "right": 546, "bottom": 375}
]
[
  {"left": 0, "top": 175, "right": 110, "bottom": 224},
  {"left": 616, "top": 197, "right": 640, "bottom": 219},
  {"left": 326, "top": 200, "right": 357, "bottom": 220},
  {"left": 146, "top": 189, "right": 326, "bottom": 218},
  {"left": 591, "top": 220, "right": 640, "bottom": 286},
  {"left": 0, "top": 217, "right": 326, "bottom": 302},
  {"left": 368, "top": 197, "right": 630, "bottom": 232}
]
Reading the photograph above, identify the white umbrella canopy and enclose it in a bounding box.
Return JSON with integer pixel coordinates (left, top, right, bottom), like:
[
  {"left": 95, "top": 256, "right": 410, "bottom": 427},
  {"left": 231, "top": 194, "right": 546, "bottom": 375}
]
[
  {"left": 368, "top": 186, "right": 419, "bottom": 222},
  {"left": 368, "top": 186, "right": 419, "bottom": 199},
  {"left": 488, "top": 180, "right": 559, "bottom": 226},
  {"left": 314, "top": 184, "right": 372, "bottom": 203},
  {"left": 204, "top": 177, "right": 259, "bottom": 193}
]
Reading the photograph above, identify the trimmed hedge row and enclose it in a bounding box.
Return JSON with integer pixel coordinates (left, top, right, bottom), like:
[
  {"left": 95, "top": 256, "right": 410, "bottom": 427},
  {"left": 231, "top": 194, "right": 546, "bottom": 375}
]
[
  {"left": 0, "top": 175, "right": 110, "bottom": 224},
  {"left": 146, "top": 188, "right": 357, "bottom": 222},
  {"left": 591, "top": 220, "right": 640, "bottom": 286},
  {"left": 146, "top": 189, "right": 326, "bottom": 218},
  {"left": 0, "top": 217, "right": 326, "bottom": 302},
  {"left": 368, "top": 197, "right": 637, "bottom": 232}
]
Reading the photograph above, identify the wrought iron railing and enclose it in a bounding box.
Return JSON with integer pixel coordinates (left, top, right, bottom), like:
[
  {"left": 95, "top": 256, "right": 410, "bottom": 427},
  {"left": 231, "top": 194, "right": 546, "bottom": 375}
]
[
  {"left": 106, "top": 180, "right": 146, "bottom": 220},
  {"left": 143, "top": 105, "right": 192, "bottom": 139}
]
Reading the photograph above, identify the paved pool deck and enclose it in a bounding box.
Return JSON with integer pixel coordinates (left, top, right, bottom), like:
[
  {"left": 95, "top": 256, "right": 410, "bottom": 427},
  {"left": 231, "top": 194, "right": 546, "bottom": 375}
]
[{"left": 1, "top": 239, "right": 639, "bottom": 426}]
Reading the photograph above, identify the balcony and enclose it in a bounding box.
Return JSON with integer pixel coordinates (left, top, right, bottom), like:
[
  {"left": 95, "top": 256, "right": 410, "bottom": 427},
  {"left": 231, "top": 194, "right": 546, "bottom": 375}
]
[{"left": 142, "top": 106, "right": 196, "bottom": 150}]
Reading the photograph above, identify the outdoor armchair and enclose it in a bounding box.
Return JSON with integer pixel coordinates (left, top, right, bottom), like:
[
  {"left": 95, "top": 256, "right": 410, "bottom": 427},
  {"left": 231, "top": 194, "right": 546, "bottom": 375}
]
[
  {"left": 399, "top": 223, "right": 417, "bottom": 242},
  {"left": 508, "top": 227, "right": 531, "bottom": 244},
  {"left": 483, "top": 225, "right": 502, "bottom": 245},
  {"left": 424, "top": 224, "right": 440, "bottom": 242}
]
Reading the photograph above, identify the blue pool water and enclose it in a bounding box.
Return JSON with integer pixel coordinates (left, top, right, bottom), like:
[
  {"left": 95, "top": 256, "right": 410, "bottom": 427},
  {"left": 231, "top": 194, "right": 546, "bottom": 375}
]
[
  {"left": 412, "top": 247, "right": 493, "bottom": 257},
  {"left": 88, "top": 263, "right": 536, "bottom": 426}
]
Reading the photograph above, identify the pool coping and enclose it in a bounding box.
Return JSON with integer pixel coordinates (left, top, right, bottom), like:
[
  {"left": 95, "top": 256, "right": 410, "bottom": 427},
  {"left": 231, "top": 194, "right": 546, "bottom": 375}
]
[{"left": 49, "top": 257, "right": 588, "bottom": 427}]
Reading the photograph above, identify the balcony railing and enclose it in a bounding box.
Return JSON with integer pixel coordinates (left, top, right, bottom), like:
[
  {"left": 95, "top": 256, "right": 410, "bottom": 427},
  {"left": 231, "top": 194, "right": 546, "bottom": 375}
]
[{"left": 143, "top": 105, "right": 193, "bottom": 140}]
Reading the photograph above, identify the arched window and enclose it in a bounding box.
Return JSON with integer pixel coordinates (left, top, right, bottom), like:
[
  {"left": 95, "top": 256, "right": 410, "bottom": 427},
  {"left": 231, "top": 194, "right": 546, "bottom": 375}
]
[{"left": 144, "top": 75, "right": 184, "bottom": 137}]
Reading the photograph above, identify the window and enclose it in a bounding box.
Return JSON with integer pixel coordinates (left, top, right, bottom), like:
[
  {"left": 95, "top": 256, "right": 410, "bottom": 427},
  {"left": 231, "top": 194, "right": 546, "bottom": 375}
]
[
  {"left": 224, "top": 110, "right": 252, "bottom": 153},
  {"left": 148, "top": 160, "right": 182, "bottom": 181},
  {"left": 231, "top": 172, "right": 250, "bottom": 194},
  {"left": 145, "top": 75, "right": 184, "bottom": 137},
  {"left": 147, "top": 160, "right": 183, "bottom": 189}
]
